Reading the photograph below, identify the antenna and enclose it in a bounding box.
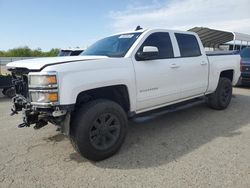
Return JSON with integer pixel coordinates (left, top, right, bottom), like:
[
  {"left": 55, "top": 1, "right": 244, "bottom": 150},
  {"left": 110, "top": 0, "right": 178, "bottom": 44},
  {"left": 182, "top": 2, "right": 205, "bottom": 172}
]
[{"left": 135, "top": 26, "right": 143, "bottom": 31}]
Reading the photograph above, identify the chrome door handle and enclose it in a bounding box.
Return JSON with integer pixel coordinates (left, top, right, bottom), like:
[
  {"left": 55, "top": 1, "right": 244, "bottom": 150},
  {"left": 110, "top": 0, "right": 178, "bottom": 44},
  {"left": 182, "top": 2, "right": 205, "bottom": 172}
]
[
  {"left": 170, "top": 63, "right": 180, "bottom": 68},
  {"left": 201, "top": 61, "right": 207, "bottom": 65}
]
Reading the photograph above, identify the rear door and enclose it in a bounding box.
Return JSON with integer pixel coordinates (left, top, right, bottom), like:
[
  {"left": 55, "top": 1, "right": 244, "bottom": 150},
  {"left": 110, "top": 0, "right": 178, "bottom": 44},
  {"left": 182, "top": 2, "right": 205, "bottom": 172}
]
[{"left": 173, "top": 33, "right": 209, "bottom": 98}]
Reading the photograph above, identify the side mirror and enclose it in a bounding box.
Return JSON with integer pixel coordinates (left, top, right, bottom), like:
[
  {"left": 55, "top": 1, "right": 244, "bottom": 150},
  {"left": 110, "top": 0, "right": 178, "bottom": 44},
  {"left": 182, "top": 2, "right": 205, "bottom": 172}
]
[{"left": 136, "top": 46, "right": 159, "bottom": 60}]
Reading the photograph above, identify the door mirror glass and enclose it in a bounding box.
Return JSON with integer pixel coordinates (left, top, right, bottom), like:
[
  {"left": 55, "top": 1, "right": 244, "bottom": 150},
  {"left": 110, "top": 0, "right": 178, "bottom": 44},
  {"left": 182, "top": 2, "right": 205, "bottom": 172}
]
[{"left": 136, "top": 46, "right": 159, "bottom": 60}]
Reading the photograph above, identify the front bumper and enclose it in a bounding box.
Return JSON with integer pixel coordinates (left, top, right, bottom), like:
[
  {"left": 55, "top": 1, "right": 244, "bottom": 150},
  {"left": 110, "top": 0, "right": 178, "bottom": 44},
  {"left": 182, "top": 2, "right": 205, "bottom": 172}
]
[
  {"left": 9, "top": 69, "right": 74, "bottom": 134},
  {"left": 12, "top": 95, "right": 74, "bottom": 134}
]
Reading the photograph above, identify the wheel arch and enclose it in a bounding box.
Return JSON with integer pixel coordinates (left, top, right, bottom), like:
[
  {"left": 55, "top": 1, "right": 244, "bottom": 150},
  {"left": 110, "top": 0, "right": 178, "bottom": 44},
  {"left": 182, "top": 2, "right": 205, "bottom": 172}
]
[
  {"left": 219, "top": 69, "right": 234, "bottom": 82},
  {"left": 75, "top": 84, "right": 131, "bottom": 114}
]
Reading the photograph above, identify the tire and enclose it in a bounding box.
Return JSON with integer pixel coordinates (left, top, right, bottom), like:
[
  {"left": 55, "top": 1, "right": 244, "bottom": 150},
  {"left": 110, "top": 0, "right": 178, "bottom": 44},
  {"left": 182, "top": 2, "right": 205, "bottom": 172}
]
[
  {"left": 4, "top": 87, "right": 16, "bottom": 98},
  {"left": 206, "top": 77, "right": 232, "bottom": 110},
  {"left": 70, "top": 99, "right": 128, "bottom": 161}
]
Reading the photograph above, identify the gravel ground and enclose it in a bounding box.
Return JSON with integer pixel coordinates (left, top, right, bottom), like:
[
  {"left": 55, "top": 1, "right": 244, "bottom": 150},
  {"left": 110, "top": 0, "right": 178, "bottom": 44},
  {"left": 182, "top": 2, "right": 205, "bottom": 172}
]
[{"left": 0, "top": 87, "right": 250, "bottom": 188}]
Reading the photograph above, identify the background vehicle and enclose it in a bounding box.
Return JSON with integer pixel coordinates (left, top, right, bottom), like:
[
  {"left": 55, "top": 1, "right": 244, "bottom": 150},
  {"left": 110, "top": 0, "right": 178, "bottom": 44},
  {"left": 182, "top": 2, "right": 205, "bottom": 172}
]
[
  {"left": 0, "top": 65, "right": 15, "bottom": 98},
  {"left": 238, "top": 48, "right": 250, "bottom": 85},
  {"left": 58, "top": 48, "right": 84, "bottom": 56},
  {"left": 0, "top": 75, "right": 15, "bottom": 98},
  {"left": 7, "top": 28, "right": 240, "bottom": 161}
]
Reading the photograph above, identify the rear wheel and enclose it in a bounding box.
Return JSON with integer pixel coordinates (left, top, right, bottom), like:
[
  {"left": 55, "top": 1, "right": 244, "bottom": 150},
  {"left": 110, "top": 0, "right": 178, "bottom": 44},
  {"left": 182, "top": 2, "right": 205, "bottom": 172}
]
[
  {"left": 70, "top": 99, "right": 128, "bottom": 161},
  {"left": 206, "top": 77, "right": 232, "bottom": 110}
]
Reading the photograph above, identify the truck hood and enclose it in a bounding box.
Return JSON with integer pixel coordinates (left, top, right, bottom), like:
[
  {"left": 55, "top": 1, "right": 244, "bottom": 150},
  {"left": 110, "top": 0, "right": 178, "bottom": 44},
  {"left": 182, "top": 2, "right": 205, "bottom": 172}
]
[{"left": 6, "top": 55, "right": 108, "bottom": 71}]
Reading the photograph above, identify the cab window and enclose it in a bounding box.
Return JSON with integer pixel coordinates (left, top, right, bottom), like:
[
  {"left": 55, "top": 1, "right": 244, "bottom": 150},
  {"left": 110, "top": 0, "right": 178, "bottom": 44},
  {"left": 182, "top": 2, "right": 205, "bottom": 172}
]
[
  {"left": 175, "top": 33, "right": 201, "bottom": 57},
  {"left": 138, "top": 32, "right": 174, "bottom": 60}
]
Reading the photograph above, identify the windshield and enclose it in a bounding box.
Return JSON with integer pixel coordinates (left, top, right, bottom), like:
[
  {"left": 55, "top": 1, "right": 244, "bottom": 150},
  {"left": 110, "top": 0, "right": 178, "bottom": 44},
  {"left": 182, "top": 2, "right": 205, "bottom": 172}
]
[
  {"left": 81, "top": 32, "right": 142, "bottom": 57},
  {"left": 240, "top": 48, "right": 250, "bottom": 58}
]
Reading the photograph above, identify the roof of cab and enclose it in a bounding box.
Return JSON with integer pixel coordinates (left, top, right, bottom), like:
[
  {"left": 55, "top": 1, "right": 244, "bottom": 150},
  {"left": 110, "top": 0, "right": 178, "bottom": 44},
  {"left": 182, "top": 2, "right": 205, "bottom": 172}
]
[{"left": 115, "top": 28, "right": 196, "bottom": 35}]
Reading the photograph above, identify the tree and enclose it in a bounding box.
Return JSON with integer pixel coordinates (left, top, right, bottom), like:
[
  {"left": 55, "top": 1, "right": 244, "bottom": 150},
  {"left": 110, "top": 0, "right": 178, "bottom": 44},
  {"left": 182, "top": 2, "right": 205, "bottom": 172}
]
[{"left": 0, "top": 47, "right": 60, "bottom": 57}]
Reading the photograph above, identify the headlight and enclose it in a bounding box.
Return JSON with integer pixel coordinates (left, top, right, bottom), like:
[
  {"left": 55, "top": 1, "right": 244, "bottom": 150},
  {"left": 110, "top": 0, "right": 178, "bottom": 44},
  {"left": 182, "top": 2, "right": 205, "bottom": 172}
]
[
  {"left": 30, "top": 90, "right": 59, "bottom": 104},
  {"left": 28, "top": 72, "right": 59, "bottom": 105},
  {"left": 29, "top": 73, "right": 57, "bottom": 88}
]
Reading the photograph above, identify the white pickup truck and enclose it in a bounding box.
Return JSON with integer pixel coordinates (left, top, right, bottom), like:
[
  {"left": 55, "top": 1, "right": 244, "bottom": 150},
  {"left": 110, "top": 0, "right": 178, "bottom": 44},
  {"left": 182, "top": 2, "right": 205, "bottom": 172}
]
[{"left": 7, "top": 28, "right": 240, "bottom": 161}]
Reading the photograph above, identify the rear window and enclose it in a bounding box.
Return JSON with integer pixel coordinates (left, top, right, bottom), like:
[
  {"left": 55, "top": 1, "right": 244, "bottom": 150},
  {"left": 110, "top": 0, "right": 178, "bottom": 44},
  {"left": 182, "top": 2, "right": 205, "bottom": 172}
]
[
  {"left": 175, "top": 33, "right": 201, "bottom": 57},
  {"left": 240, "top": 48, "right": 250, "bottom": 58}
]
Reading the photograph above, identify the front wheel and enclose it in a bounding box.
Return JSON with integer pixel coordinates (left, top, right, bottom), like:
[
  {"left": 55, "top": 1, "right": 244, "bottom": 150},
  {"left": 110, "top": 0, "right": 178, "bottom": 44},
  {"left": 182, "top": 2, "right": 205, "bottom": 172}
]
[
  {"left": 3, "top": 87, "right": 16, "bottom": 98},
  {"left": 70, "top": 99, "right": 128, "bottom": 161},
  {"left": 206, "top": 77, "right": 232, "bottom": 110}
]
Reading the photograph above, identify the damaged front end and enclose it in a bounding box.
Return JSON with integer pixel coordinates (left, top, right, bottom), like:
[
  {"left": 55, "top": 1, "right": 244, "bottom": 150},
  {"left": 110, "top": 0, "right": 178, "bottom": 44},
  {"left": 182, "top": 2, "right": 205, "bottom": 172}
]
[{"left": 9, "top": 68, "right": 73, "bottom": 135}]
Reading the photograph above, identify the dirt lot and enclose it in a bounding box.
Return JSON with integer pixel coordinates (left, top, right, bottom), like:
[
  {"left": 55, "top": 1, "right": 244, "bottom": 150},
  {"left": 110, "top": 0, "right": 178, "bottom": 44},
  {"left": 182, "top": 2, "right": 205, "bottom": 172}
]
[{"left": 0, "top": 88, "right": 250, "bottom": 188}]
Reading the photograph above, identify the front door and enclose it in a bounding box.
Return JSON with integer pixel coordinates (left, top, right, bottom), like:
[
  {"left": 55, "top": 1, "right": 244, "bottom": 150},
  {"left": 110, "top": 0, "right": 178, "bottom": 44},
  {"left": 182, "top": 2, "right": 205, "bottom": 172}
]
[{"left": 132, "top": 32, "right": 182, "bottom": 111}]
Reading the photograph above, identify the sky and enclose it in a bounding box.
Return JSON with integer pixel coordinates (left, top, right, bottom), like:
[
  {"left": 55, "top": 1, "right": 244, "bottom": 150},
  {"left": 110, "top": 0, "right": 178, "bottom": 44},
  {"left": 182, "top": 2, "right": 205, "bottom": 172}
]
[{"left": 0, "top": 0, "right": 249, "bottom": 51}]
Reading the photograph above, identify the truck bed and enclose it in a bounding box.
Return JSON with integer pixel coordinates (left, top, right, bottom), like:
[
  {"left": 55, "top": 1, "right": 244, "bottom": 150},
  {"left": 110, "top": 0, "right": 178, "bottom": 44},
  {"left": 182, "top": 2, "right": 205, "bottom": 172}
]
[{"left": 207, "top": 54, "right": 241, "bottom": 89}]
